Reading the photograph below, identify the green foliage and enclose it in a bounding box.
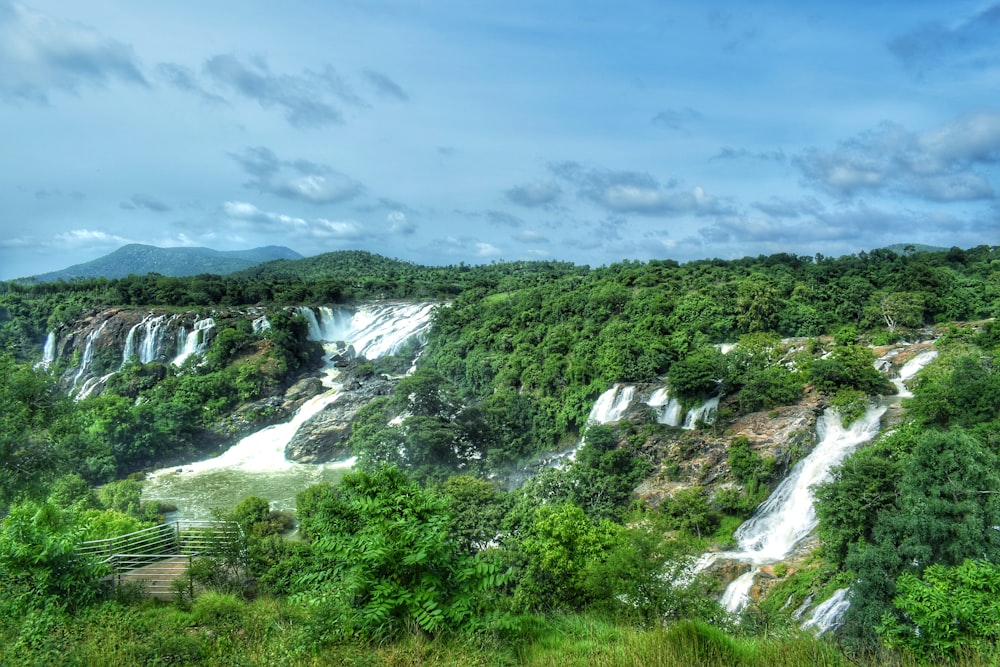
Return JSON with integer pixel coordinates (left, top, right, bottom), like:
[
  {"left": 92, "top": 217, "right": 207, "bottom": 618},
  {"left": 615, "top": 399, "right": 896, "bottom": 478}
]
[
  {"left": 906, "top": 352, "right": 1000, "bottom": 430},
  {"left": 512, "top": 502, "right": 625, "bottom": 612},
  {"left": 829, "top": 389, "right": 867, "bottom": 427},
  {"left": 658, "top": 487, "right": 722, "bottom": 539},
  {"left": 880, "top": 560, "right": 1000, "bottom": 659},
  {"left": 440, "top": 475, "right": 511, "bottom": 554},
  {"left": 98, "top": 479, "right": 143, "bottom": 516},
  {"left": 668, "top": 347, "right": 725, "bottom": 402},
  {"left": 294, "top": 467, "right": 506, "bottom": 643},
  {"left": 727, "top": 436, "right": 772, "bottom": 491},
  {"left": 0, "top": 501, "right": 104, "bottom": 615},
  {"left": 224, "top": 495, "right": 294, "bottom": 538},
  {"left": 0, "top": 354, "right": 71, "bottom": 506},
  {"left": 79, "top": 508, "right": 150, "bottom": 541},
  {"left": 47, "top": 473, "right": 99, "bottom": 510},
  {"left": 825, "top": 427, "right": 1000, "bottom": 647},
  {"left": 814, "top": 433, "right": 904, "bottom": 567},
  {"left": 736, "top": 277, "right": 780, "bottom": 333},
  {"left": 809, "top": 344, "right": 892, "bottom": 395}
]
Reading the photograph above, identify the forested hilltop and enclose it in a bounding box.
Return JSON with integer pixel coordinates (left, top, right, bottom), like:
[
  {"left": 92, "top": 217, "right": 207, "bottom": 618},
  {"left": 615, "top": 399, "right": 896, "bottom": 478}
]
[{"left": 1, "top": 245, "right": 999, "bottom": 666}]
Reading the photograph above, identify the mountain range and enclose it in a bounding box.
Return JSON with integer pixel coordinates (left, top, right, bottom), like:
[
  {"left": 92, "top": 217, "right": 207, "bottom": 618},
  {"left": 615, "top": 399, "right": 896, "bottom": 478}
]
[{"left": 26, "top": 244, "right": 303, "bottom": 282}]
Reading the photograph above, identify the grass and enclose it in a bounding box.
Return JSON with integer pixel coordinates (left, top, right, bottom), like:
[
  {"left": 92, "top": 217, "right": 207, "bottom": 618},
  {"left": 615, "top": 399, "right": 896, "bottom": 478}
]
[{"left": 4, "top": 598, "right": 999, "bottom": 667}]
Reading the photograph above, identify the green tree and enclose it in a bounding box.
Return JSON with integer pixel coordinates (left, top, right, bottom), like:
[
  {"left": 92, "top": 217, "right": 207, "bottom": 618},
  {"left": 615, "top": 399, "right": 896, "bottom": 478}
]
[
  {"left": 880, "top": 560, "right": 1000, "bottom": 659},
  {"left": 513, "top": 502, "right": 624, "bottom": 612},
  {"left": 0, "top": 501, "right": 104, "bottom": 614},
  {"left": 736, "top": 277, "right": 779, "bottom": 333},
  {"left": 294, "top": 467, "right": 505, "bottom": 642}
]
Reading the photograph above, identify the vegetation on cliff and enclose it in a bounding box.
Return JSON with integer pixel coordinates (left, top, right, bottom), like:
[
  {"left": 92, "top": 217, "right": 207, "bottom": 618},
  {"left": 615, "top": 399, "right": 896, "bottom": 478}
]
[{"left": 0, "top": 244, "right": 998, "bottom": 665}]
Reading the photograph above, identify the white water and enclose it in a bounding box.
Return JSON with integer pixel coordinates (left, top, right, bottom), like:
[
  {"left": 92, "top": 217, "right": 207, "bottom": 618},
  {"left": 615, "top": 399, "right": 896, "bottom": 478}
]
[
  {"left": 892, "top": 350, "right": 938, "bottom": 398},
  {"left": 172, "top": 317, "right": 215, "bottom": 366},
  {"left": 71, "top": 319, "right": 110, "bottom": 393},
  {"left": 646, "top": 387, "right": 683, "bottom": 427},
  {"left": 143, "top": 302, "right": 436, "bottom": 519},
  {"left": 711, "top": 345, "right": 940, "bottom": 615},
  {"left": 39, "top": 331, "right": 56, "bottom": 369},
  {"left": 683, "top": 395, "right": 720, "bottom": 430},
  {"left": 646, "top": 386, "right": 718, "bottom": 429},
  {"left": 538, "top": 384, "right": 639, "bottom": 470},
  {"left": 710, "top": 404, "right": 886, "bottom": 613},
  {"left": 801, "top": 588, "right": 850, "bottom": 634},
  {"left": 123, "top": 314, "right": 172, "bottom": 364},
  {"left": 301, "top": 302, "right": 438, "bottom": 359},
  {"left": 589, "top": 384, "right": 635, "bottom": 424}
]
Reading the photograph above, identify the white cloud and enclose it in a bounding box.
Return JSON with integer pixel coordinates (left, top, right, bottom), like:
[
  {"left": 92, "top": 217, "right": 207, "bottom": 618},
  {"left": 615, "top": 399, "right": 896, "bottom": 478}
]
[
  {"left": 54, "top": 228, "right": 132, "bottom": 247},
  {"left": 505, "top": 180, "right": 562, "bottom": 207},
  {"left": 0, "top": 1, "right": 146, "bottom": 104},
  {"left": 387, "top": 211, "right": 415, "bottom": 234},
  {"left": 230, "top": 146, "right": 364, "bottom": 205},
  {"left": 223, "top": 200, "right": 363, "bottom": 240},
  {"left": 475, "top": 242, "right": 502, "bottom": 256},
  {"left": 796, "top": 114, "right": 1000, "bottom": 202}
]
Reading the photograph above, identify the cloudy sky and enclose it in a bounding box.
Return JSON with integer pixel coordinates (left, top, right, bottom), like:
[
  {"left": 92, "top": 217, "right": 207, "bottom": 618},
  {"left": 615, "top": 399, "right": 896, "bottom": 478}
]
[{"left": 2, "top": 1, "right": 999, "bottom": 279}]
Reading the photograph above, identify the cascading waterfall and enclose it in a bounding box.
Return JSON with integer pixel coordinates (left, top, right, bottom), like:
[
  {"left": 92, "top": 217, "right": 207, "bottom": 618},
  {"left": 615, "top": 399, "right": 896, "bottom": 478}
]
[
  {"left": 717, "top": 404, "right": 887, "bottom": 613},
  {"left": 172, "top": 317, "right": 215, "bottom": 366},
  {"left": 36, "top": 331, "right": 56, "bottom": 369},
  {"left": 301, "top": 302, "right": 438, "bottom": 359},
  {"left": 892, "top": 350, "right": 938, "bottom": 397},
  {"left": 682, "top": 395, "right": 720, "bottom": 430},
  {"left": 590, "top": 384, "right": 636, "bottom": 424},
  {"left": 252, "top": 315, "right": 271, "bottom": 334},
  {"left": 705, "top": 345, "right": 939, "bottom": 618},
  {"left": 71, "top": 319, "right": 110, "bottom": 392},
  {"left": 801, "top": 588, "right": 850, "bottom": 634},
  {"left": 123, "top": 314, "right": 173, "bottom": 364},
  {"left": 529, "top": 384, "right": 638, "bottom": 472},
  {"left": 645, "top": 385, "right": 718, "bottom": 429},
  {"left": 646, "top": 387, "right": 683, "bottom": 427},
  {"left": 142, "top": 302, "right": 437, "bottom": 520}
]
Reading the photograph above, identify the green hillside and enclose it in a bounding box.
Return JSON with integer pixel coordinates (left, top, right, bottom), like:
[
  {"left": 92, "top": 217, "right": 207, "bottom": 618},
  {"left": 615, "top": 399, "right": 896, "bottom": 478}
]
[{"left": 27, "top": 244, "right": 303, "bottom": 282}]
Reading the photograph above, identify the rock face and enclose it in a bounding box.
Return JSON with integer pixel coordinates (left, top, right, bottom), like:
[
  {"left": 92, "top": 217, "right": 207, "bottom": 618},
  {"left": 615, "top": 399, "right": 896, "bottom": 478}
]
[{"left": 284, "top": 371, "right": 396, "bottom": 463}]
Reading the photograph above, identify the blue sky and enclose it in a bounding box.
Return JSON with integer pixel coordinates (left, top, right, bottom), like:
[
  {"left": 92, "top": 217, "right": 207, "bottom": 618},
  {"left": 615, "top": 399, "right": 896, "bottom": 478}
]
[{"left": 1, "top": 0, "right": 998, "bottom": 279}]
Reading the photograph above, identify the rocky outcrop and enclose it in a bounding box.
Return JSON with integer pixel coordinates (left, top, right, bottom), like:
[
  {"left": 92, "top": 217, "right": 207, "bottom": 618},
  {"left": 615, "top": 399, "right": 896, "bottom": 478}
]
[
  {"left": 284, "top": 371, "right": 396, "bottom": 463},
  {"left": 632, "top": 391, "right": 822, "bottom": 508}
]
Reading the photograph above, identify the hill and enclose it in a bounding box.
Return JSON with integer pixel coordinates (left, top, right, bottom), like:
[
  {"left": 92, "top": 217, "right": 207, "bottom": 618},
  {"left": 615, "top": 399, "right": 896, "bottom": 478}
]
[
  {"left": 235, "top": 249, "right": 423, "bottom": 281},
  {"left": 28, "top": 244, "right": 303, "bottom": 281}
]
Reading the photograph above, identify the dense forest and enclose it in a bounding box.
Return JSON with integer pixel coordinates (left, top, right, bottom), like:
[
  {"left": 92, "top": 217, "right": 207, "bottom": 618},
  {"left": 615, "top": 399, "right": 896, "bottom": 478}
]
[{"left": 1, "top": 244, "right": 998, "bottom": 665}]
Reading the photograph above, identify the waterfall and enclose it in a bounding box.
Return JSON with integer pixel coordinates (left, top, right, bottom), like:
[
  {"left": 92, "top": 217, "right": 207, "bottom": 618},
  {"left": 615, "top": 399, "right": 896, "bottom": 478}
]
[
  {"left": 252, "top": 315, "right": 271, "bottom": 334},
  {"left": 538, "top": 384, "right": 637, "bottom": 470},
  {"left": 123, "top": 314, "right": 172, "bottom": 364},
  {"left": 682, "top": 395, "right": 720, "bottom": 430},
  {"left": 143, "top": 302, "right": 437, "bottom": 519},
  {"left": 589, "top": 384, "right": 635, "bottom": 424},
  {"left": 801, "top": 588, "right": 850, "bottom": 634},
  {"left": 172, "top": 317, "right": 215, "bottom": 366},
  {"left": 646, "top": 387, "right": 683, "bottom": 427},
  {"left": 299, "top": 303, "right": 437, "bottom": 359},
  {"left": 892, "top": 350, "right": 938, "bottom": 398},
  {"left": 713, "top": 403, "right": 887, "bottom": 613},
  {"left": 71, "top": 319, "right": 110, "bottom": 392},
  {"left": 173, "top": 373, "right": 350, "bottom": 474},
  {"left": 36, "top": 331, "right": 56, "bottom": 369}
]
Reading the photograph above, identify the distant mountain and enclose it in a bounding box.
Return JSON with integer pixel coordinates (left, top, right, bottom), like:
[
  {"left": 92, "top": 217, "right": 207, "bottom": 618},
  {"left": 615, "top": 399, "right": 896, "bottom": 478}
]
[{"left": 29, "top": 244, "right": 304, "bottom": 282}]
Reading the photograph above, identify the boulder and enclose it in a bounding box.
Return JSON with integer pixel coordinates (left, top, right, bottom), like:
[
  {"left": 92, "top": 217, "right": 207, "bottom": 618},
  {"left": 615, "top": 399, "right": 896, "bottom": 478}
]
[{"left": 285, "top": 373, "right": 395, "bottom": 463}]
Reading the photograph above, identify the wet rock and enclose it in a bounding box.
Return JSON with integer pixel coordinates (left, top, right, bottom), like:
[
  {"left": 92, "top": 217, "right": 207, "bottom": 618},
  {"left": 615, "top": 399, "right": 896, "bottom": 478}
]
[{"left": 285, "top": 374, "right": 395, "bottom": 463}]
